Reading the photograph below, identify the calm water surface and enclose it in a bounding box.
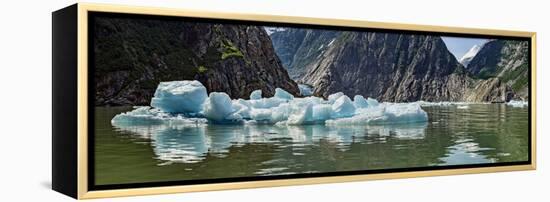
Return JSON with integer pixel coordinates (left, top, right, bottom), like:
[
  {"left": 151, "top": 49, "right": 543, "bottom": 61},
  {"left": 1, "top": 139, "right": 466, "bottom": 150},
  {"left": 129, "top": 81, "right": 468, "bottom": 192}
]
[{"left": 94, "top": 104, "right": 528, "bottom": 185}]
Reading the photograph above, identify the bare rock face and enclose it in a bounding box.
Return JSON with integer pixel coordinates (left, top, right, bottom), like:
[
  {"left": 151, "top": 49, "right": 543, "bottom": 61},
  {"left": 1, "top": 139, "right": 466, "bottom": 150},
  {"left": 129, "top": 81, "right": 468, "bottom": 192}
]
[
  {"left": 465, "top": 78, "right": 513, "bottom": 102},
  {"left": 270, "top": 28, "right": 528, "bottom": 103},
  {"left": 466, "top": 40, "right": 529, "bottom": 100},
  {"left": 93, "top": 17, "right": 298, "bottom": 106},
  {"left": 270, "top": 29, "right": 339, "bottom": 80},
  {"left": 274, "top": 30, "right": 473, "bottom": 102}
]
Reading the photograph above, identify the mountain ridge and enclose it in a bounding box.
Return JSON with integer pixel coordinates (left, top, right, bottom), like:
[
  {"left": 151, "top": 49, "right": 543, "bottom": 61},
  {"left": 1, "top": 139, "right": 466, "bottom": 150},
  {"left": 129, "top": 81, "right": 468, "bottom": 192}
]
[
  {"left": 459, "top": 43, "right": 484, "bottom": 67},
  {"left": 93, "top": 17, "right": 299, "bottom": 106},
  {"left": 269, "top": 28, "right": 525, "bottom": 102}
]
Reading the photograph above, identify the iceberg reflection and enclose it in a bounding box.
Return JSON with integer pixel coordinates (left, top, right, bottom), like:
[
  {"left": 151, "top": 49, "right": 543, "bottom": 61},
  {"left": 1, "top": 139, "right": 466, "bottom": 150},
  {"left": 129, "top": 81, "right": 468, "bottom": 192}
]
[{"left": 112, "top": 122, "right": 428, "bottom": 164}]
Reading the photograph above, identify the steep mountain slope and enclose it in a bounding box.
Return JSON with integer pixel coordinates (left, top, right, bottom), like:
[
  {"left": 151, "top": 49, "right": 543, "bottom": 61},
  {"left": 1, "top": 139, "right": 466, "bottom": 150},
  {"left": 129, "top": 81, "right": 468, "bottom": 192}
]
[
  {"left": 466, "top": 40, "right": 529, "bottom": 98},
  {"left": 269, "top": 28, "right": 525, "bottom": 102},
  {"left": 93, "top": 17, "right": 299, "bottom": 106},
  {"left": 272, "top": 29, "right": 481, "bottom": 102},
  {"left": 459, "top": 44, "right": 483, "bottom": 67},
  {"left": 299, "top": 32, "right": 474, "bottom": 102},
  {"left": 270, "top": 28, "right": 340, "bottom": 80}
]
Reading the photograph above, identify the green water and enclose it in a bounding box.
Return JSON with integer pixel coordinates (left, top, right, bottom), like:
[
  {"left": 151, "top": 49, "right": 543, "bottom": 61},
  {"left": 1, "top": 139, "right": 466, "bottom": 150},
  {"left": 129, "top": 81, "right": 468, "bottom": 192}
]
[{"left": 94, "top": 104, "right": 529, "bottom": 185}]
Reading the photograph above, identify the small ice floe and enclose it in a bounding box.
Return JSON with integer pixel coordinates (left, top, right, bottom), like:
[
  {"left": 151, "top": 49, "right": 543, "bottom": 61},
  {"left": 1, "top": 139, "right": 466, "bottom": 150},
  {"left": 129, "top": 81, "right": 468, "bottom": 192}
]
[
  {"left": 416, "top": 101, "right": 479, "bottom": 107},
  {"left": 457, "top": 105, "right": 470, "bottom": 109},
  {"left": 506, "top": 100, "right": 528, "bottom": 108}
]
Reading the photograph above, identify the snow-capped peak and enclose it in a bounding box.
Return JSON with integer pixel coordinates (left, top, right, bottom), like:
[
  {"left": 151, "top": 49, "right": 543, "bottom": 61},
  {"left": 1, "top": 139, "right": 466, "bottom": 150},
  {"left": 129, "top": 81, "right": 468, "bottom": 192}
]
[
  {"left": 459, "top": 44, "right": 483, "bottom": 67},
  {"left": 264, "top": 27, "right": 286, "bottom": 35}
]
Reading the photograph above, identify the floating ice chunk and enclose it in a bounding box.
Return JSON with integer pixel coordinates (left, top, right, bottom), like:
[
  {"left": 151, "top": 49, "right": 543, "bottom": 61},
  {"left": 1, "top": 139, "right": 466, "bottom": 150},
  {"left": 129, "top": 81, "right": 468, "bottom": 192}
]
[
  {"left": 250, "top": 108, "right": 273, "bottom": 121},
  {"left": 383, "top": 103, "right": 428, "bottom": 123},
  {"left": 232, "top": 99, "right": 251, "bottom": 119},
  {"left": 250, "top": 90, "right": 262, "bottom": 100},
  {"left": 353, "top": 95, "right": 369, "bottom": 108},
  {"left": 292, "top": 96, "right": 324, "bottom": 106},
  {"left": 274, "top": 88, "right": 294, "bottom": 100},
  {"left": 298, "top": 84, "right": 313, "bottom": 96},
  {"left": 150, "top": 80, "right": 207, "bottom": 113},
  {"left": 114, "top": 81, "right": 429, "bottom": 127},
  {"left": 327, "top": 107, "right": 383, "bottom": 125},
  {"left": 507, "top": 100, "right": 528, "bottom": 108},
  {"left": 331, "top": 95, "right": 356, "bottom": 118},
  {"left": 286, "top": 104, "right": 313, "bottom": 125},
  {"left": 326, "top": 103, "right": 427, "bottom": 125},
  {"left": 271, "top": 103, "right": 292, "bottom": 123},
  {"left": 457, "top": 105, "right": 469, "bottom": 109},
  {"left": 327, "top": 92, "right": 344, "bottom": 103},
  {"left": 366, "top": 97, "right": 379, "bottom": 107},
  {"left": 203, "top": 92, "right": 241, "bottom": 123},
  {"left": 247, "top": 97, "right": 287, "bottom": 109},
  {"left": 111, "top": 107, "right": 167, "bottom": 125},
  {"left": 111, "top": 106, "right": 207, "bottom": 126},
  {"left": 416, "top": 101, "right": 475, "bottom": 107},
  {"left": 312, "top": 104, "right": 332, "bottom": 121}
]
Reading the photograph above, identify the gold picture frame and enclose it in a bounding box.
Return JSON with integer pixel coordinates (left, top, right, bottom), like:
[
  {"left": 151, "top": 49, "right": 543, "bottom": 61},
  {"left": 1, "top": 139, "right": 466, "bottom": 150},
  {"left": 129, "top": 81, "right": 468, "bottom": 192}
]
[{"left": 52, "top": 3, "right": 536, "bottom": 199}]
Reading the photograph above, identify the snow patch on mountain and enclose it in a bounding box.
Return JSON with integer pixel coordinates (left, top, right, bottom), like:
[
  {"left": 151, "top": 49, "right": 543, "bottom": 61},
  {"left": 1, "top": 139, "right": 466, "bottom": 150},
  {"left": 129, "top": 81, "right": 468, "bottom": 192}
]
[
  {"left": 264, "top": 27, "right": 287, "bottom": 35},
  {"left": 459, "top": 44, "right": 483, "bottom": 67}
]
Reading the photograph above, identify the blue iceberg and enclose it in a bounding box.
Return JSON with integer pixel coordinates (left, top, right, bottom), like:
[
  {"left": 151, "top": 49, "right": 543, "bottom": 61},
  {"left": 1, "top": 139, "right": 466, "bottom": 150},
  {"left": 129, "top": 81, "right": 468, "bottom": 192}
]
[
  {"left": 111, "top": 80, "right": 429, "bottom": 126},
  {"left": 150, "top": 80, "right": 207, "bottom": 113},
  {"left": 249, "top": 90, "right": 262, "bottom": 100}
]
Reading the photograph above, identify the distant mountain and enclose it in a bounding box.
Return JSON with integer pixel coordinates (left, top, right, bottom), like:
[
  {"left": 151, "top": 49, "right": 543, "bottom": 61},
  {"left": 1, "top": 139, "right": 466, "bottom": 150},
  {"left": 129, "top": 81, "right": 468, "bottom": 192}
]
[
  {"left": 270, "top": 28, "right": 338, "bottom": 80},
  {"left": 269, "top": 28, "right": 520, "bottom": 102},
  {"left": 270, "top": 29, "right": 488, "bottom": 102},
  {"left": 466, "top": 40, "right": 529, "bottom": 99},
  {"left": 94, "top": 18, "right": 299, "bottom": 106},
  {"left": 459, "top": 44, "right": 484, "bottom": 67}
]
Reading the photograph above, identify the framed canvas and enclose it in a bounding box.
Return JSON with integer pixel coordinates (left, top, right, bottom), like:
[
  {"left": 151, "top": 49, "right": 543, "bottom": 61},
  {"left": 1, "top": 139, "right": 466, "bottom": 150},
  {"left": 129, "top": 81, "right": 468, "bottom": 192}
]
[{"left": 52, "top": 3, "right": 536, "bottom": 199}]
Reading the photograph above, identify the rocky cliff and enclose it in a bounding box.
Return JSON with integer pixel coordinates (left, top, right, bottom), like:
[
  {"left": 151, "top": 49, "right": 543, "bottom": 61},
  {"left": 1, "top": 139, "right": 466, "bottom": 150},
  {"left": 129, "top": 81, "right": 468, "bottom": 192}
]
[
  {"left": 269, "top": 28, "right": 525, "bottom": 102},
  {"left": 93, "top": 17, "right": 299, "bottom": 106},
  {"left": 270, "top": 28, "right": 339, "bottom": 80},
  {"left": 466, "top": 40, "right": 529, "bottom": 99},
  {"left": 272, "top": 29, "right": 469, "bottom": 102}
]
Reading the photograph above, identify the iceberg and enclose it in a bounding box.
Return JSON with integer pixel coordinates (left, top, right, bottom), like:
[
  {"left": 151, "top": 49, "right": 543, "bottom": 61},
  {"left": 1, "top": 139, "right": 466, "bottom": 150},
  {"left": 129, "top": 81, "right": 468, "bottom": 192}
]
[
  {"left": 112, "top": 80, "right": 429, "bottom": 126},
  {"left": 285, "top": 104, "right": 314, "bottom": 125},
  {"left": 312, "top": 104, "right": 332, "bottom": 122},
  {"left": 150, "top": 80, "right": 207, "bottom": 113},
  {"left": 366, "top": 97, "right": 379, "bottom": 107},
  {"left": 353, "top": 95, "right": 369, "bottom": 108},
  {"left": 111, "top": 106, "right": 207, "bottom": 126},
  {"left": 331, "top": 95, "right": 356, "bottom": 118},
  {"left": 416, "top": 101, "right": 476, "bottom": 107},
  {"left": 250, "top": 108, "right": 273, "bottom": 121},
  {"left": 246, "top": 97, "right": 287, "bottom": 109},
  {"left": 507, "top": 100, "right": 528, "bottom": 108},
  {"left": 249, "top": 90, "right": 262, "bottom": 100},
  {"left": 274, "top": 88, "right": 294, "bottom": 100},
  {"left": 203, "top": 92, "right": 242, "bottom": 123},
  {"left": 326, "top": 103, "right": 427, "bottom": 125},
  {"left": 327, "top": 92, "right": 344, "bottom": 103}
]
